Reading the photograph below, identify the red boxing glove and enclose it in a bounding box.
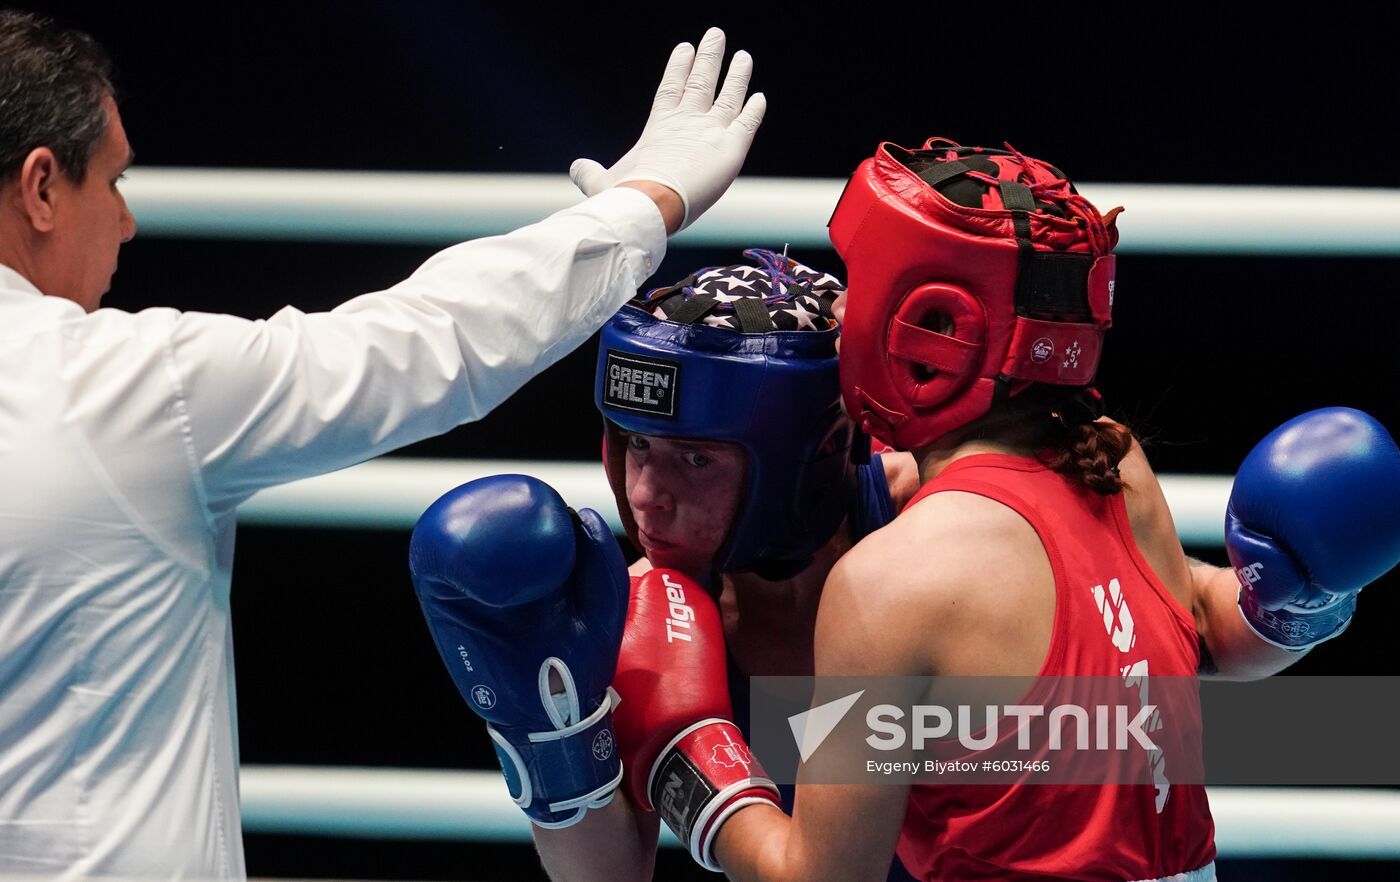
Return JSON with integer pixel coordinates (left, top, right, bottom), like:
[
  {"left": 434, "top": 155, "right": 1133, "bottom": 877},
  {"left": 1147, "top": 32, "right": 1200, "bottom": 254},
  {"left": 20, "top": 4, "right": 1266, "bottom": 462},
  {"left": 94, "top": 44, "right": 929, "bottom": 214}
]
[{"left": 613, "top": 569, "right": 779, "bottom": 871}]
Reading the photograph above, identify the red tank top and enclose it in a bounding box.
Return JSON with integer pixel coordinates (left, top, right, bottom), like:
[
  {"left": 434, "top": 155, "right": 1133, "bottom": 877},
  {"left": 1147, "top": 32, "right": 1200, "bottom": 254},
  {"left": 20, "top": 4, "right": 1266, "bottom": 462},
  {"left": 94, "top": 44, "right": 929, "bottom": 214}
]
[{"left": 895, "top": 454, "right": 1216, "bottom": 881}]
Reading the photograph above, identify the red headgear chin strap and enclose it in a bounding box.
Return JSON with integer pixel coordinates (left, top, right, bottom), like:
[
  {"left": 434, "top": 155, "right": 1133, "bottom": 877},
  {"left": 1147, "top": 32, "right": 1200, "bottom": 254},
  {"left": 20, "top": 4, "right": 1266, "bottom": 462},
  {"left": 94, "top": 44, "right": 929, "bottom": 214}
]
[{"left": 830, "top": 138, "right": 1119, "bottom": 451}]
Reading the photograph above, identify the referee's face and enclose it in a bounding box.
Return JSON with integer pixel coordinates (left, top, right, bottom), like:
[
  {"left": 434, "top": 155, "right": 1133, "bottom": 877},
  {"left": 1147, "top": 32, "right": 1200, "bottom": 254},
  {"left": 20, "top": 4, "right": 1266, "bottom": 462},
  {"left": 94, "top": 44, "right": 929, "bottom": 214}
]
[{"left": 47, "top": 96, "right": 137, "bottom": 311}]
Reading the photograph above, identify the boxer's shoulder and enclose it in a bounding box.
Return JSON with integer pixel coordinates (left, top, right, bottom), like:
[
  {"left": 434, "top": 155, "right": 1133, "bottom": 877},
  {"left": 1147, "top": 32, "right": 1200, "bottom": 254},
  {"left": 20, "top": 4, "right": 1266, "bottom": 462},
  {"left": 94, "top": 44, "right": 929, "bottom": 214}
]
[
  {"left": 818, "top": 492, "right": 1046, "bottom": 675},
  {"left": 1116, "top": 436, "right": 1195, "bottom": 607},
  {"left": 897, "top": 484, "right": 1044, "bottom": 558},
  {"left": 1118, "top": 436, "right": 1170, "bottom": 532}
]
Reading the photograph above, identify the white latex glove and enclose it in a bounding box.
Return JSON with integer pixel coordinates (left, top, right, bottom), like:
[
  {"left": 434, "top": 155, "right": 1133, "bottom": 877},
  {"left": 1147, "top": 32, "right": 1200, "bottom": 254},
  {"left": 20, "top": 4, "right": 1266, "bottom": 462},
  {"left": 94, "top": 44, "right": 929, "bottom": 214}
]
[{"left": 569, "top": 27, "right": 766, "bottom": 231}]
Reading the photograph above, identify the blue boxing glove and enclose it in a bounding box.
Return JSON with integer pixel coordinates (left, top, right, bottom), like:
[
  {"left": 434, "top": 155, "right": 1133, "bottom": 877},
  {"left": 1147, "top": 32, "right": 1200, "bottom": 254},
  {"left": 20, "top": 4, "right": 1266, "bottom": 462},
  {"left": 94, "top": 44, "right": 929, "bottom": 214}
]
[
  {"left": 1226, "top": 408, "right": 1400, "bottom": 650},
  {"left": 409, "top": 475, "right": 629, "bottom": 827}
]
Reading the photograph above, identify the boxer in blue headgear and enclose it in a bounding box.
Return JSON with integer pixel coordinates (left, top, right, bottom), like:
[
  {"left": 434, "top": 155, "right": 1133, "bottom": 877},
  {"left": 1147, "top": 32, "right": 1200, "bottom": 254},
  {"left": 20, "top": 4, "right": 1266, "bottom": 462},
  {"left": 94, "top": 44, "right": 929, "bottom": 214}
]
[
  {"left": 504, "top": 249, "right": 922, "bottom": 876},
  {"left": 594, "top": 248, "right": 897, "bottom": 581}
]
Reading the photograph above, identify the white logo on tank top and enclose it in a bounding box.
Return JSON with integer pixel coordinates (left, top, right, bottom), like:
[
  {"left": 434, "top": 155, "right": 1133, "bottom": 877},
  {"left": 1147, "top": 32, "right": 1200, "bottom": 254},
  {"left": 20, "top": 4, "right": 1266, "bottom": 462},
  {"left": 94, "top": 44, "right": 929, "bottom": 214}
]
[
  {"left": 1090, "top": 578, "right": 1170, "bottom": 813},
  {"left": 1092, "top": 578, "right": 1137, "bottom": 652}
]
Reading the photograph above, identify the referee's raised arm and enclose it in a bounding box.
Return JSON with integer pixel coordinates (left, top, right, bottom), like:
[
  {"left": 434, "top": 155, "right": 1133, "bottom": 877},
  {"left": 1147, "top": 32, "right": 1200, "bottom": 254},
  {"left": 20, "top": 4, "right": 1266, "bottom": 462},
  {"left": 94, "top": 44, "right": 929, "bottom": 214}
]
[{"left": 0, "top": 12, "right": 763, "bottom": 881}]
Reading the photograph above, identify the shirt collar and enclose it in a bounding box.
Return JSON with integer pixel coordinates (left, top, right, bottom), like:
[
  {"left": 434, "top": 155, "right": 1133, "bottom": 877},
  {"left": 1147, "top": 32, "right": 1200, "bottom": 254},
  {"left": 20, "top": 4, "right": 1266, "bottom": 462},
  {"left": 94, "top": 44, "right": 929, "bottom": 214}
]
[{"left": 0, "top": 263, "right": 45, "bottom": 298}]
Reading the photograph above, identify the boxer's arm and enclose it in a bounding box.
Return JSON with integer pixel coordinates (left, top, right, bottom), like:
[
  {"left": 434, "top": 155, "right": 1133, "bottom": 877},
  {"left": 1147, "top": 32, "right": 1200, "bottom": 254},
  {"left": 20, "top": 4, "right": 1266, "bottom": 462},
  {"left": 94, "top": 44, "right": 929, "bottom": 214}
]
[
  {"left": 533, "top": 796, "right": 661, "bottom": 882},
  {"left": 1188, "top": 557, "right": 1305, "bottom": 679},
  {"left": 1116, "top": 438, "right": 1301, "bottom": 679},
  {"left": 714, "top": 536, "right": 931, "bottom": 882}
]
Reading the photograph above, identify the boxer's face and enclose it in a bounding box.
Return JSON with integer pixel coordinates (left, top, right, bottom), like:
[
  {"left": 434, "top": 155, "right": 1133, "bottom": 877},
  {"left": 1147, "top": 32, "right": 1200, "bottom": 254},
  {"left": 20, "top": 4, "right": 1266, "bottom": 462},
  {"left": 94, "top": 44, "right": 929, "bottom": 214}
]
[{"left": 623, "top": 432, "right": 745, "bottom": 576}]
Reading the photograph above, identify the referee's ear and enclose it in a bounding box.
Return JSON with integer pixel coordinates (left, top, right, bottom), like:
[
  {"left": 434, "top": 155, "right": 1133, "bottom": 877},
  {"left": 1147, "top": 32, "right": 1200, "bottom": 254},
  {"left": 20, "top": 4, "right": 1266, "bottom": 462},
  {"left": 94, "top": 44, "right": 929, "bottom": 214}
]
[{"left": 14, "top": 146, "right": 61, "bottom": 233}]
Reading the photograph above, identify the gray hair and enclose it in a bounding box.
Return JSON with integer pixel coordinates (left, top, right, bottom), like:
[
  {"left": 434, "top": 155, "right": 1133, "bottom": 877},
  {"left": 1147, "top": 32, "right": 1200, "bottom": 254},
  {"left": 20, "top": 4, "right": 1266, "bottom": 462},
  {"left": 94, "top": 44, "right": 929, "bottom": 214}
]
[{"left": 0, "top": 10, "right": 115, "bottom": 184}]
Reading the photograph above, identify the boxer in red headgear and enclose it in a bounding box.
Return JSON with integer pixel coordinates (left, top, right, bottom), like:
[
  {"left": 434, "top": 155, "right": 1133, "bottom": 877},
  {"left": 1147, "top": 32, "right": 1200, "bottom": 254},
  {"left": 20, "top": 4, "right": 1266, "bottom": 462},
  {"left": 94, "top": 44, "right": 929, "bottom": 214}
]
[
  {"left": 831, "top": 138, "right": 1118, "bottom": 450},
  {"left": 425, "top": 144, "right": 1400, "bottom": 882},
  {"left": 523, "top": 140, "right": 1399, "bottom": 882}
]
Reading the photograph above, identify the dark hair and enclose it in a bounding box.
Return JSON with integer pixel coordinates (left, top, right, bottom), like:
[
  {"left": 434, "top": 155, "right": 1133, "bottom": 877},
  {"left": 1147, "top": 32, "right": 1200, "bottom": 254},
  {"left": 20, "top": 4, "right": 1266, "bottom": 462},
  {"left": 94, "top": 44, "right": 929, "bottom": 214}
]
[
  {"left": 1039, "top": 414, "right": 1134, "bottom": 496},
  {"left": 960, "top": 386, "right": 1134, "bottom": 495},
  {"left": 0, "top": 10, "right": 115, "bottom": 185}
]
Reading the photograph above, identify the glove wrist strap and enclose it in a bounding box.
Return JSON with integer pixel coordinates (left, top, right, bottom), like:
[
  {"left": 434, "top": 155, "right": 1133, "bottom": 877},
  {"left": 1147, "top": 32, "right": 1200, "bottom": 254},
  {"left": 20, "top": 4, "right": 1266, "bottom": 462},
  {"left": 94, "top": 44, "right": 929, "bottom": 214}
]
[
  {"left": 646, "top": 719, "right": 780, "bottom": 871},
  {"left": 1238, "top": 589, "right": 1357, "bottom": 650},
  {"left": 488, "top": 687, "right": 623, "bottom": 828}
]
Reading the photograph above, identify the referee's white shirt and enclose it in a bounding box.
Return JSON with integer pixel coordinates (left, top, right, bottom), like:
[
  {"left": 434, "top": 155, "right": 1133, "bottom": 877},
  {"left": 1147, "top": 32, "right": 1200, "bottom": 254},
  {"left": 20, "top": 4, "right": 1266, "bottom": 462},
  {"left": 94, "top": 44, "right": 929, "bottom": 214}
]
[{"left": 0, "top": 187, "right": 665, "bottom": 880}]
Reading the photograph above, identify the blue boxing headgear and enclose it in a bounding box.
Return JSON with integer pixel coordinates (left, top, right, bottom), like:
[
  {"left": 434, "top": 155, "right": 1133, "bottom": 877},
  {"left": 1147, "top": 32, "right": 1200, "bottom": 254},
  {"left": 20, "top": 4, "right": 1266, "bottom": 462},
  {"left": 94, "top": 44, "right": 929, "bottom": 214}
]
[{"left": 594, "top": 248, "right": 864, "bottom": 579}]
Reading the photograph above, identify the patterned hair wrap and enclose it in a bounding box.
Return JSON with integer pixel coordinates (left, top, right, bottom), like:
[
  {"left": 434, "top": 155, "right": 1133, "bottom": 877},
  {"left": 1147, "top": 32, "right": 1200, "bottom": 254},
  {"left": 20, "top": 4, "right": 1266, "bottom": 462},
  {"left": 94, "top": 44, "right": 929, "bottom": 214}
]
[{"left": 637, "top": 247, "right": 843, "bottom": 333}]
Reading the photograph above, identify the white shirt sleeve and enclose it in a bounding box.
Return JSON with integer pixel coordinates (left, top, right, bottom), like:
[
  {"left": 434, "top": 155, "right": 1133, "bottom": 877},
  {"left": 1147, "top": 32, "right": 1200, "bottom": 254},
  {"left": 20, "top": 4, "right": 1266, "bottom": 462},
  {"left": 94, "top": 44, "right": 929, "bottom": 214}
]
[{"left": 164, "top": 186, "right": 666, "bottom": 512}]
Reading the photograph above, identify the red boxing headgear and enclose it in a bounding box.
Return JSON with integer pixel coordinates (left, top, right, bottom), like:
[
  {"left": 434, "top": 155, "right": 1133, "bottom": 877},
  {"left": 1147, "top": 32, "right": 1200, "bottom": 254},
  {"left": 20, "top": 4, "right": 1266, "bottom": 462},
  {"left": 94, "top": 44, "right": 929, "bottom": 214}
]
[{"left": 829, "top": 138, "right": 1119, "bottom": 451}]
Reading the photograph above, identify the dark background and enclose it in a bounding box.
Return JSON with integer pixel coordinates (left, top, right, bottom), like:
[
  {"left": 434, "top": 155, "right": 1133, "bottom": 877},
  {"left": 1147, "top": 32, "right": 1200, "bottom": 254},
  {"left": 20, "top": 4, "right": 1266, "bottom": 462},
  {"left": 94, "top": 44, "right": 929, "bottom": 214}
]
[{"left": 19, "top": 2, "right": 1400, "bottom": 879}]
